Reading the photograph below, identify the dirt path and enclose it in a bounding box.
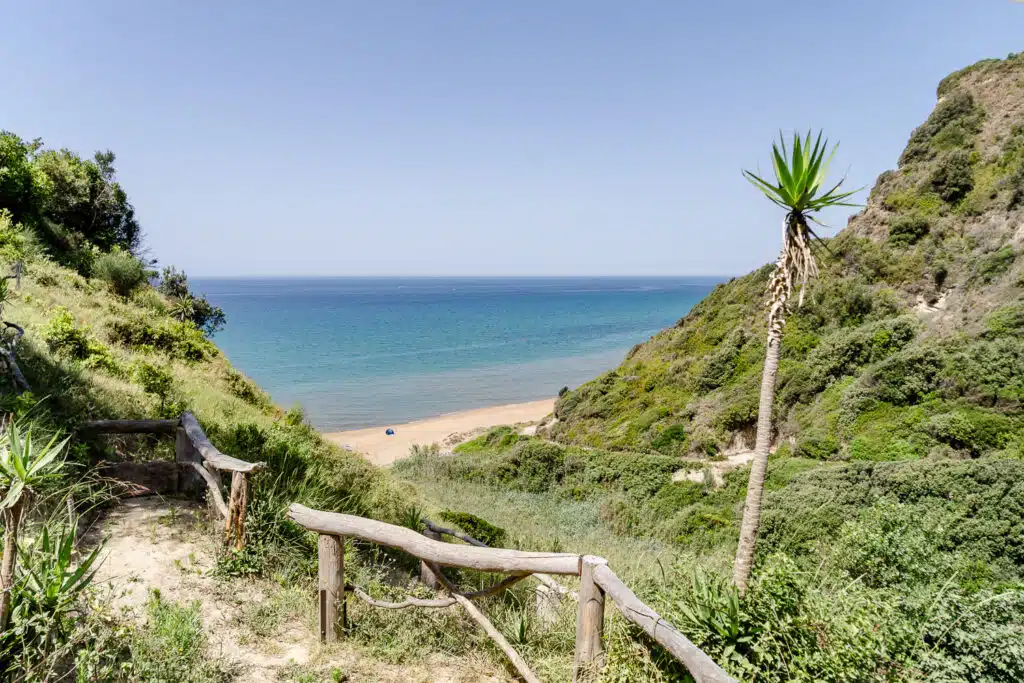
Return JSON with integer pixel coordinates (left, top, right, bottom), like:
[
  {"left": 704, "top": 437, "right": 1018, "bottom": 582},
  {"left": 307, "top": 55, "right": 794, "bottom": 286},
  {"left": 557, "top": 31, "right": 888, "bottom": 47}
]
[{"left": 92, "top": 497, "right": 509, "bottom": 682}]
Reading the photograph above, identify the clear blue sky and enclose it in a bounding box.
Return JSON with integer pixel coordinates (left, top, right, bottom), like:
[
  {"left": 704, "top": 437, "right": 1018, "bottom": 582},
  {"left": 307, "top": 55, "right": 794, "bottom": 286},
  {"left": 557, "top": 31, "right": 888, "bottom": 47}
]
[{"left": 2, "top": 1, "right": 1021, "bottom": 276}]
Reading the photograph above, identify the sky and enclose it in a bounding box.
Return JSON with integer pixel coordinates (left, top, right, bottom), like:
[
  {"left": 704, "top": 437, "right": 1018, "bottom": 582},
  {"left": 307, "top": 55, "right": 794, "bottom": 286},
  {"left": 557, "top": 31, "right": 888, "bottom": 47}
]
[{"left": 1, "top": 1, "right": 1022, "bottom": 277}]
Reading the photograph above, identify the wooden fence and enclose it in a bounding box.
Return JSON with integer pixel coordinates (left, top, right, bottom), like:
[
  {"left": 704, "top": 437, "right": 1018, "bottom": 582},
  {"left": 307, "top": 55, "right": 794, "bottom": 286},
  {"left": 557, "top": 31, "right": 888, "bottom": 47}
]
[
  {"left": 84, "top": 415, "right": 736, "bottom": 682},
  {"left": 82, "top": 412, "right": 264, "bottom": 549},
  {"left": 288, "top": 504, "right": 737, "bottom": 683}
]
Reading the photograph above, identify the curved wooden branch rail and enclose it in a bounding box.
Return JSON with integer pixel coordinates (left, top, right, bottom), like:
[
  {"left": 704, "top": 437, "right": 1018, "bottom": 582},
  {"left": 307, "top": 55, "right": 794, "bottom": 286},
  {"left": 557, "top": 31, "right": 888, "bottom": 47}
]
[
  {"left": 288, "top": 504, "right": 582, "bottom": 575},
  {"left": 291, "top": 503, "right": 738, "bottom": 683},
  {"left": 592, "top": 565, "right": 737, "bottom": 683},
  {"left": 424, "top": 517, "right": 576, "bottom": 600},
  {"left": 82, "top": 412, "right": 263, "bottom": 551},
  {"left": 179, "top": 412, "right": 265, "bottom": 473}
]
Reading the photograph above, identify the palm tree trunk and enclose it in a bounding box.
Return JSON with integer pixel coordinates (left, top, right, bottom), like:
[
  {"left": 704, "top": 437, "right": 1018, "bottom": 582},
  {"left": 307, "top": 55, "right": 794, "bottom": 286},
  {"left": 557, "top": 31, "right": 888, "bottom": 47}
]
[
  {"left": 1, "top": 497, "right": 24, "bottom": 628},
  {"left": 732, "top": 327, "right": 782, "bottom": 592}
]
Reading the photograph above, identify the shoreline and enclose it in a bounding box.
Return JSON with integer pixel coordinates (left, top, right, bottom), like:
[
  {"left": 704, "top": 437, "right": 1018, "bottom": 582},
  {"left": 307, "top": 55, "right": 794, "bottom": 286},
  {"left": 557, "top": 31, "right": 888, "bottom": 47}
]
[{"left": 324, "top": 398, "right": 555, "bottom": 466}]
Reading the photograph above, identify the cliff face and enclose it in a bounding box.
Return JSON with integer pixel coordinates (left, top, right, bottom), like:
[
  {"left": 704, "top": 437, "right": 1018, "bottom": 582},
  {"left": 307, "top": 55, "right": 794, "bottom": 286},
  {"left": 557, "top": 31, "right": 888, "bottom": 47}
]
[{"left": 550, "top": 52, "right": 1024, "bottom": 462}]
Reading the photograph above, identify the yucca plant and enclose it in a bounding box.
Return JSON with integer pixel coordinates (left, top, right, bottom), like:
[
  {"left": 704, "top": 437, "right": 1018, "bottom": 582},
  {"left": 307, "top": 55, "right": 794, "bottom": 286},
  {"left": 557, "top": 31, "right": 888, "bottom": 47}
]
[
  {"left": 0, "top": 422, "right": 70, "bottom": 627},
  {"left": 733, "top": 131, "right": 860, "bottom": 591}
]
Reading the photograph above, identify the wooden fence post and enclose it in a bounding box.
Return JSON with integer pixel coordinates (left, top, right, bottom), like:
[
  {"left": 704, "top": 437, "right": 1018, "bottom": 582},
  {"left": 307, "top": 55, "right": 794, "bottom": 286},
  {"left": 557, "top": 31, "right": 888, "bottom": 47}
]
[
  {"left": 420, "top": 527, "right": 441, "bottom": 588},
  {"left": 225, "top": 472, "right": 248, "bottom": 550},
  {"left": 175, "top": 425, "right": 203, "bottom": 495},
  {"left": 573, "top": 555, "right": 608, "bottom": 682},
  {"left": 318, "top": 534, "right": 346, "bottom": 643}
]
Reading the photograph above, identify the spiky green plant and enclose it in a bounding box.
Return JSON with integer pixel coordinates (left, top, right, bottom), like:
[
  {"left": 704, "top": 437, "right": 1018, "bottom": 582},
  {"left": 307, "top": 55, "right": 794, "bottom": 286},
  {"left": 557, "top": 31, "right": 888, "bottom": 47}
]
[
  {"left": 0, "top": 422, "right": 70, "bottom": 627},
  {"left": 733, "top": 131, "right": 860, "bottom": 591}
]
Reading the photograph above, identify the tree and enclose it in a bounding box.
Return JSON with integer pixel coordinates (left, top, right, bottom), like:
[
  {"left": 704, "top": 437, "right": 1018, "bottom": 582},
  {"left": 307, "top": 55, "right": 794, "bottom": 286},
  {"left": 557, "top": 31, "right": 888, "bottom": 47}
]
[
  {"left": 159, "top": 267, "right": 226, "bottom": 337},
  {"left": 732, "top": 131, "right": 859, "bottom": 591},
  {"left": 0, "top": 132, "right": 44, "bottom": 226},
  {"left": 0, "top": 422, "right": 69, "bottom": 628}
]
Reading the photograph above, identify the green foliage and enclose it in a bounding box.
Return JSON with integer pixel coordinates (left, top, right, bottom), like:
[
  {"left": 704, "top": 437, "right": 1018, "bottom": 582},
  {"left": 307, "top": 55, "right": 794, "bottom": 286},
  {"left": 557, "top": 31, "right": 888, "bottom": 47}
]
[
  {"left": 92, "top": 248, "right": 148, "bottom": 297},
  {"left": 900, "top": 91, "right": 984, "bottom": 166},
  {"left": 743, "top": 129, "right": 860, "bottom": 214},
  {"left": 133, "top": 361, "right": 175, "bottom": 412},
  {"left": 650, "top": 423, "right": 687, "bottom": 453},
  {"left": 128, "top": 590, "right": 232, "bottom": 682},
  {"left": 42, "top": 307, "right": 121, "bottom": 373},
  {"left": 437, "top": 510, "right": 507, "bottom": 546},
  {"left": 976, "top": 247, "right": 1016, "bottom": 283},
  {"left": 864, "top": 345, "right": 943, "bottom": 405},
  {"left": 158, "top": 267, "right": 226, "bottom": 337},
  {"left": 888, "top": 213, "right": 931, "bottom": 246},
  {"left": 107, "top": 316, "right": 217, "bottom": 362},
  {"left": 694, "top": 328, "right": 745, "bottom": 392},
  {"left": 931, "top": 149, "right": 974, "bottom": 204},
  {"left": 1, "top": 522, "right": 106, "bottom": 680}
]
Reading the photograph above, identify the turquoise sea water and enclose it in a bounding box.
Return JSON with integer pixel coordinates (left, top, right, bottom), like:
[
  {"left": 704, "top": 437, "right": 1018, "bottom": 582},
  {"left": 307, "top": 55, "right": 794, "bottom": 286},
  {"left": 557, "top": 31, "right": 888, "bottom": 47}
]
[{"left": 194, "top": 277, "right": 721, "bottom": 431}]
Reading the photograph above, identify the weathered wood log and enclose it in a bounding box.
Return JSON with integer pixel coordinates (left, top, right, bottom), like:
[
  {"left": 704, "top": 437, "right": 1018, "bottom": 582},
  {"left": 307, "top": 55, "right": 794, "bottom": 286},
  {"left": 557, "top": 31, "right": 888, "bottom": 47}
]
[
  {"left": 573, "top": 556, "right": 607, "bottom": 682},
  {"left": 425, "top": 517, "right": 576, "bottom": 599},
  {"left": 453, "top": 593, "right": 542, "bottom": 683},
  {"left": 318, "top": 534, "right": 345, "bottom": 643},
  {"left": 420, "top": 528, "right": 441, "bottom": 588},
  {"left": 592, "top": 564, "right": 738, "bottom": 683},
  {"left": 348, "top": 573, "right": 529, "bottom": 610},
  {"left": 288, "top": 504, "right": 582, "bottom": 575},
  {"left": 180, "top": 412, "right": 264, "bottom": 473},
  {"left": 234, "top": 472, "right": 248, "bottom": 550},
  {"left": 187, "top": 462, "right": 229, "bottom": 520},
  {"left": 80, "top": 419, "right": 179, "bottom": 435},
  {"left": 175, "top": 426, "right": 204, "bottom": 495}
]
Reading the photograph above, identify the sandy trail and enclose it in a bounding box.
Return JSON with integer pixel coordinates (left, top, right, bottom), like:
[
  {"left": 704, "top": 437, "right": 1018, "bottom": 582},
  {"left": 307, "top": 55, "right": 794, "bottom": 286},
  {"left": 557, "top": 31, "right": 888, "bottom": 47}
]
[
  {"left": 325, "top": 398, "right": 555, "bottom": 466},
  {"left": 92, "top": 497, "right": 509, "bottom": 682}
]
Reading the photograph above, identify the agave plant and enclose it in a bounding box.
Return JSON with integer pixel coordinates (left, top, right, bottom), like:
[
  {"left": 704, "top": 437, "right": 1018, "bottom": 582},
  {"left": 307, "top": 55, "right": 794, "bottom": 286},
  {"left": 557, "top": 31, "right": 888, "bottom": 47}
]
[
  {"left": 733, "top": 131, "right": 860, "bottom": 591},
  {"left": 0, "top": 422, "right": 70, "bottom": 627}
]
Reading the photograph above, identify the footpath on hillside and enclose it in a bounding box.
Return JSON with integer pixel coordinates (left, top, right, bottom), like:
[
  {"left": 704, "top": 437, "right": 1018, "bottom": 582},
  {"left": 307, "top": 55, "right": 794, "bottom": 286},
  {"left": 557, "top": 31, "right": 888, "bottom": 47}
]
[{"left": 92, "top": 497, "right": 509, "bottom": 683}]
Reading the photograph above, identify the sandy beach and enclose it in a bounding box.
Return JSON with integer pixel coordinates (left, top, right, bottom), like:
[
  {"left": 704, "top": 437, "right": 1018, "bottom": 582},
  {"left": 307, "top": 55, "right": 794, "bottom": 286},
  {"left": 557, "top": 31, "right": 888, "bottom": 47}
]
[{"left": 325, "top": 398, "right": 554, "bottom": 466}]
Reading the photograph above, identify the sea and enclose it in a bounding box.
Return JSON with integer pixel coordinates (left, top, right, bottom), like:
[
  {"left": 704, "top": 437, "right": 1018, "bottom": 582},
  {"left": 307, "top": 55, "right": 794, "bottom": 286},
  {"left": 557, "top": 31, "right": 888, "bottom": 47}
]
[{"left": 193, "top": 277, "right": 721, "bottom": 431}]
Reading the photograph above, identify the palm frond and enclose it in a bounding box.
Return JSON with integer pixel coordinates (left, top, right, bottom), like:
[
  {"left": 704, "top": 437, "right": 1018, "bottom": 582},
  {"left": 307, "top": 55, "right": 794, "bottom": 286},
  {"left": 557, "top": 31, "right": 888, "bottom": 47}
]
[{"left": 744, "top": 129, "right": 863, "bottom": 217}]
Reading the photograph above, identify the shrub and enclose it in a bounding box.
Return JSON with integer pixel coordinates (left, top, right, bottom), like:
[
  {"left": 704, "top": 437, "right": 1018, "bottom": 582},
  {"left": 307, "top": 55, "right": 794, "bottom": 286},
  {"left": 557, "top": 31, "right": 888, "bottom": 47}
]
[
  {"left": 492, "top": 441, "right": 569, "bottom": 493},
  {"left": 930, "top": 149, "right": 974, "bottom": 204},
  {"left": 793, "top": 431, "right": 839, "bottom": 460},
  {"left": 900, "top": 91, "right": 983, "bottom": 165},
  {"left": 42, "top": 307, "right": 90, "bottom": 359},
  {"left": 864, "top": 345, "right": 943, "bottom": 405},
  {"left": 977, "top": 247, "right": 1016, "bottom": 283},
  {"left": 1009, "top": 161, "right": 1024, "bottom": 209},
  {"left": 107, "top": 317, "right": 217, "bottom": 362},
  {"left": 92, "top": 249, "right": 148, "bottom": 297},
  {"left": 437, "top": 510, "right": 506, "bottom": 546},
  {"left": 650, "top": 423, "right": 687, "bottom": 453},
  {"left": 945, "top": 337, "right": 1024, "bottom": 406},
  {"left": 694, "top": 329, "right": 745, "bottom": 392},
  {"left": 888, "top": 214, "right": 931, "bottom": 246}
]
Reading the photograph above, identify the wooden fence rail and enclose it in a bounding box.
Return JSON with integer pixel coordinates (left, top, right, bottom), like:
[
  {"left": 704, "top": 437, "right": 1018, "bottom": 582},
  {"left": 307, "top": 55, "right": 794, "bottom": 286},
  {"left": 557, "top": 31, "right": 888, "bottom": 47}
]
[
  {"left": 287, "top": 503, "right": 738, "bottom": 683},
  {"left": 82, "top": 412, "right": 264, "bottom": 550}
]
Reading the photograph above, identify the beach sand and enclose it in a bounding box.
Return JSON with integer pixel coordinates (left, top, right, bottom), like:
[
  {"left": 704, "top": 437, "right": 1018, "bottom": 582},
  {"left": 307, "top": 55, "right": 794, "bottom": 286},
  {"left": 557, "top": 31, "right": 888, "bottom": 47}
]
[{"left": 324, "top": 398, "right": 555, "bottom": 466}]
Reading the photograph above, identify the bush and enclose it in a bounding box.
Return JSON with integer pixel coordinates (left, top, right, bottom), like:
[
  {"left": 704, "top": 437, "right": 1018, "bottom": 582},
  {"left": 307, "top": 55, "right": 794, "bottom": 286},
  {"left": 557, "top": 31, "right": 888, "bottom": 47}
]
[
  {"left": 437, "top": 510, "right": 507, "bottom": 546},
  {"left": 493, "top": 441, "right": 569, "bottom": 493},
  {"left": 1009, "top": 161, "right": 1024, "bottom": 209},
  {"left": 865, "top": 345, "right": 943, "bottom": 405},
  {"left": 900, "top": 91, "right": 983, "bottom": 165},
  {"left": 945, "top": 337, "right": 1024, "bottom": 406},
  {"left": 42, "top": 307, "right": 90, "bottom": 359},
  {"left": 888, "top": 214, "right": 931, "bottom": 246},
  {"left": 107, "top": 317, "right": 217, "bottom": 362},
  {"left": 977, "top": 246, "right": 1016, "bottom": 283},
  {"left": 930, "top": 149, "right": 974, "bottom": 204},
  {"left": 92, "top": 249, "right": 148, "bottom": 297},
  {"left": 650, "top": 423, "right": 687, "bottom": 453}
]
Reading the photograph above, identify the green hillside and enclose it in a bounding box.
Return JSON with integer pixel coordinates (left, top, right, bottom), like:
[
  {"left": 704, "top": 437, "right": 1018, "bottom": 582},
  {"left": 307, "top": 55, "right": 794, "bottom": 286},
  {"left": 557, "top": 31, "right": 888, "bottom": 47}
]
[{"left": 551, "top": 52, "right": 1024, "bottom": 463}]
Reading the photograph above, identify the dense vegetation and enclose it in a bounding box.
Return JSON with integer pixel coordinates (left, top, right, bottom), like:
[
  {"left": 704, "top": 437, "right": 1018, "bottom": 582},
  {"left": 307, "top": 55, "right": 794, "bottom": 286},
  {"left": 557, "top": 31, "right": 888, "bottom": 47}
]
[
  {"left": 0, "top": 131, "right": 411, "bottom": 679},
  {"left": 4, "top": 51, "right": 1024, "bottom": 682},
  {"left": 393, "top": 52, "right": 1024, "bottom": 681}
]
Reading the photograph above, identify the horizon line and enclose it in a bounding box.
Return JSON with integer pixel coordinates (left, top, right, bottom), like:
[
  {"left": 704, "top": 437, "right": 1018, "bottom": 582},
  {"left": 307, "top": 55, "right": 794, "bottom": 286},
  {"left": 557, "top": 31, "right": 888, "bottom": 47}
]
[{"left": 189, "top": 273, "right": 736, "bottom": 279}]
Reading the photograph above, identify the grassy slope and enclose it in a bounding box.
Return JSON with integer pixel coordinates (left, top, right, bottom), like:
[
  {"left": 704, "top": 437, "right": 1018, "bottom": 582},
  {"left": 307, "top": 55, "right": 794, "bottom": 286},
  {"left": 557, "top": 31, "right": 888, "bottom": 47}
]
[
  {"left": 8, "top": 256, "right": 407, "bottom": 525},
  {"left": 392, "top": 52, "right": 1024, "bottom": 682},
  {"left": 550, "top": 52, "right": 1024, "bottom": 461}
]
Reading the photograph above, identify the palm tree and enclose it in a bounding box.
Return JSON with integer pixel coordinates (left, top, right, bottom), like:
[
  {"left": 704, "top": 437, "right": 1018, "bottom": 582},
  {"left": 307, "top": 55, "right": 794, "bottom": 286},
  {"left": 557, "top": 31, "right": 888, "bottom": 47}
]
[
  {"left": 733, "top": 131, "right": 859, "bottom": 591},
  {"left": 0, "top": 421, "right": 69, "bottom": 627}
]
